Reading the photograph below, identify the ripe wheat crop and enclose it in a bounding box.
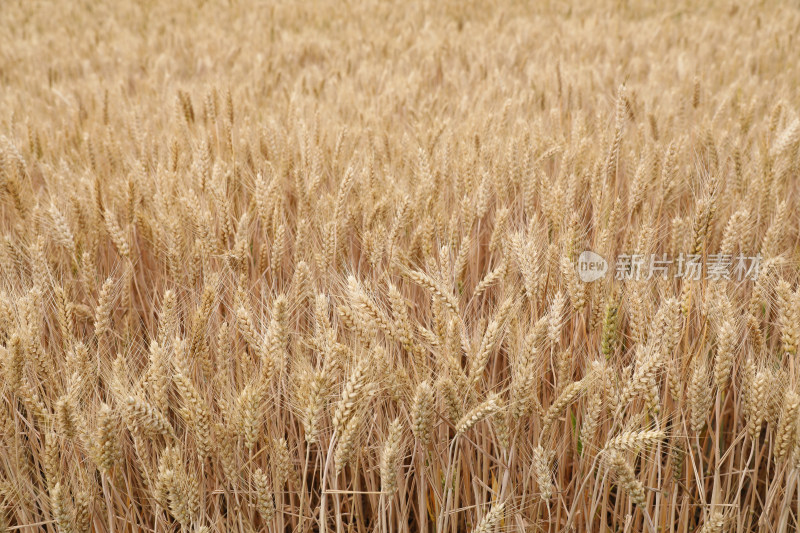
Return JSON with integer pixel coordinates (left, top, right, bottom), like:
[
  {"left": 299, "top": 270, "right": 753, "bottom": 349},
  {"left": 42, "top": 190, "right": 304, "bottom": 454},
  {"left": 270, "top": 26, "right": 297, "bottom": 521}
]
[{"left": 1, "top": 1, "right": 800, "bottom": 531}]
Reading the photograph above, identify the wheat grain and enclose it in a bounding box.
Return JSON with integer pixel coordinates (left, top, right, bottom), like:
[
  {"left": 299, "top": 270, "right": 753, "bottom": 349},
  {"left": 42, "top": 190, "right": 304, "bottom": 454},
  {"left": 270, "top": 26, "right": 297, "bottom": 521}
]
[
  {"left": 411, "top": 381, "right": 435, "bottom": 447},
  {"left": 380, "top": 418, "right": 403, "bottom": 496},
  {"left": 604, "top": 451, "right": 646, "bottom": 507},
  {"left": 470, "top": 501, "right": 505, "bottom": 533},
  {"left": 542, "top": 379, "right": 585, "bottom": 437},
  {"left": 688, "top": 359, "right": 712, "bottom": 433},
  {"left": 456, "top": 393, "right": 501, "bottom": 435},
  {"left": 253, "top": 467, "right": 275, "bottom": 523}
]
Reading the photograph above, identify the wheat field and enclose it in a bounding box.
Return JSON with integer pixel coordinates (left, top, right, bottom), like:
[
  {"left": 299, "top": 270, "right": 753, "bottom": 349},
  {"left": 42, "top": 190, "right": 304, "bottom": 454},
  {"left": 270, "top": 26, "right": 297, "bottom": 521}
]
[{"left": 1, "top": 0, "right": 800, "bottom": 531}]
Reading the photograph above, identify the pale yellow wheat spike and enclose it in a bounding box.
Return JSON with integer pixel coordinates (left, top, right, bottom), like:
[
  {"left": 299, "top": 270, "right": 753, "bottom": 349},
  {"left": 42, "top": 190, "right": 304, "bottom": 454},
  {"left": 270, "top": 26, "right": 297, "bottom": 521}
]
[
  {"left": 332, "top": 355, "right": 373, "bottom": 435},
  {"left": 50, "top": 482, "right": 74, "bottom": 533},
  {"left": 532, "top": 445, "right": 555, "bottom": 501},
  {"left": 93, "top": 403, "right": 120, "bottom": 475},
  {"left": 603, "top": 430, "right": 666, "bottom": 454},
  {"left": 124, "top": 395, "right": 175, "bottom": 439},
  {"left": 173, "top": 345, "right": 214, "bottom": 462},
  {"left": 302, "top": 369, "right": 328, "bottom": 444},
  {"left": 94, "top": 277, "right": 115, "bottom": 337},
  {"left": 348, "top": 275, "right": 396, "bottom": 342},
  {"left": 713, "top": 313, "right": 735, "bottom": 390},
  {"left": 471, "top": 501, "right": 506, "bottom": 533},
  {"left": 236, "top": 382, "right": 264, "bottom": 451},
  {"left": 406, "top": 269, "right": 459, "bottom": 315},
  {"left": 468, "top": 296, "right": 515, "bottom": 387},
  {"left": 604, "top": 451, "right": 646, "bottom": 507},
  {"left": 541, "top": 379, "right": 585, "bottom": 438},
  {"left": 688, "top": 359, "right": 713, "bottom": 433},
  {"left": 456, "top": 393, "right": 501, "bottom": 435},
  {"left": 581, "top": 387, "right": 603, "bottom": 445},
  {"left": 380, "top": 418, "right": 404, "bottom": 496},
  {"left": 698, "top": 511, "right": 727, "bottom": 533},
  {"left": 104, "top": 209, "right": 131, "bottom": 259},
  {"left": 253, "top": 467, "right": 275, "bottom": 523},
  {"left": 775, "top": 390, "right": 800, "bottom": 461},
  {"left": 335, "top": 412, "right": 362, "bottom": 474},
  {"left": 411, "top": 380, "right": 435, "bottom": 447}
]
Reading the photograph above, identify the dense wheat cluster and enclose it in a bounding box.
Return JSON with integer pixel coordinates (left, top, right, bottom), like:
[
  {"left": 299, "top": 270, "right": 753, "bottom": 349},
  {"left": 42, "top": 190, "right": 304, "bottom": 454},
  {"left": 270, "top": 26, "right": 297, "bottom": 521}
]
[{"left": 1, "top": 1, "right": 800, "bottom": 531}]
